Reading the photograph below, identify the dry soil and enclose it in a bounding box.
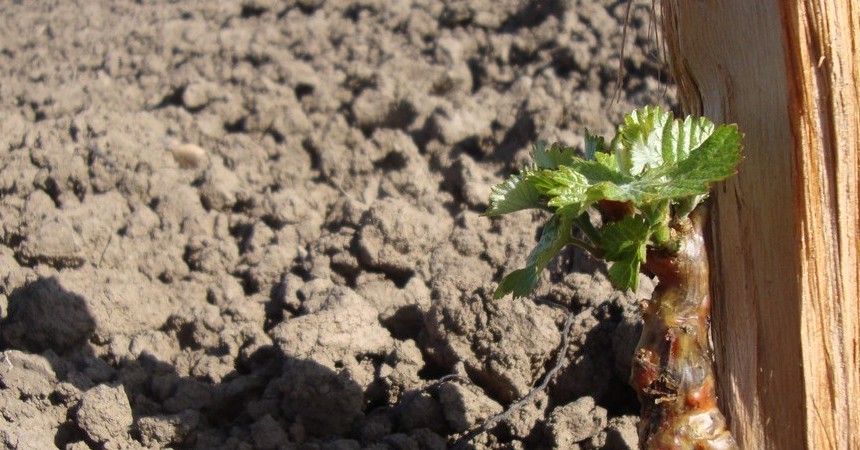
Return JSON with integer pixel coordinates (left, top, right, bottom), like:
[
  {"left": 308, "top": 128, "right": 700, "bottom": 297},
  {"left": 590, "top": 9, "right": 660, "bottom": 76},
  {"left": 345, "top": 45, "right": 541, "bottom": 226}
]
[{"left": 0, "top": 1, "right": 676, "bottom": 449}]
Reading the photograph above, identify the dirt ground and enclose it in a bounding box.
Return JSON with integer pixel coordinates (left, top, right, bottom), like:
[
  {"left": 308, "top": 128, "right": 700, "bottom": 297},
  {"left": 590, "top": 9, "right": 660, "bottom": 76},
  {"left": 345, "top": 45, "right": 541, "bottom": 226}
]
[{"left": 0, "top": 1, "right": 677, "bottom": 448}]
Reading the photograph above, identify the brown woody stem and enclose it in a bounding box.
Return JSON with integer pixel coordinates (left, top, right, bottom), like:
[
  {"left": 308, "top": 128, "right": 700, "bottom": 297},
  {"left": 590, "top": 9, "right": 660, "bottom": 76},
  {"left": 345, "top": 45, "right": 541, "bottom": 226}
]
[{"left": 631, "top": 208, "right": 737, "bottom": 449}]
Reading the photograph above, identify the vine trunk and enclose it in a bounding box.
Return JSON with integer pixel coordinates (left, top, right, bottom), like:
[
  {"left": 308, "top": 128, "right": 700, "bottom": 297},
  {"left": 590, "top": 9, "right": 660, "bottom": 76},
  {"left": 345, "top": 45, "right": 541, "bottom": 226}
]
[{"left": 631, "top": 209, "right": 737, "bottom": 449}]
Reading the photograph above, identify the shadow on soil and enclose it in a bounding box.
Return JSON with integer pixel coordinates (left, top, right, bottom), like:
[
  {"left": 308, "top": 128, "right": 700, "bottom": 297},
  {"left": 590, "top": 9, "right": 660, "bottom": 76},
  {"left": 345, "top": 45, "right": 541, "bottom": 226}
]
[{"left": 0, "top": 276, "right": 386, "bottom": 448}]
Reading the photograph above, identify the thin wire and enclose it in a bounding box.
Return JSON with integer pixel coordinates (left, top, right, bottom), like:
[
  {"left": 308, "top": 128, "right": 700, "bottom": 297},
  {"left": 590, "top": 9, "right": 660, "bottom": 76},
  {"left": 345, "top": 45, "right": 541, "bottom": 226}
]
[
  {"left": 610, "top": 0, "right": 635, "bottom": 107},
  {"left": 451, "top": 309, "right": 577, "bottom": 449}
]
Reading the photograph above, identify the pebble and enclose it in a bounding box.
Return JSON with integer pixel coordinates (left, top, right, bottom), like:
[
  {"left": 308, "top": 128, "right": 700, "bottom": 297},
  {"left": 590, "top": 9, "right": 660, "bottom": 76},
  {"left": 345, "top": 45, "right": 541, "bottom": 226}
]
[{"left": 171, "top": 143, "right": 208, "bottom": 169}]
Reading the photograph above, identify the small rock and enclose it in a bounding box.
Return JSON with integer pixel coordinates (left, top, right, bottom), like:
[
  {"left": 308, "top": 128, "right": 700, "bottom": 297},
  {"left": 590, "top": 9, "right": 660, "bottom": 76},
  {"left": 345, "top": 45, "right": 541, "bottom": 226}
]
[
  {"left": 198, "top": 160, "right": 242, "bottom": 211},
  {"left": 357, "top": 410, "right": 393, "bottom": 444},
  {"left": 136, "top": 410, "right": 200, "bottom": 447},
  {"left": 351, "top": 87, "right": 415, "bottom": 132},
  {"left": 171, "top": 143, "right": 208, "bottom": 169},
  {"left": 4, "top": 269, "right": 172, "bottom": 347},
  {"left": 2, "top": 277, "right": 96, "bottom": 352},
  {"left": 603, "top": 415, "right": 639, "bottom": 450},
  {"left": 162, "top": 378, "right": 213, "bottom": 413},
  {"left": 250, "top": 415, "right": 290, "bottom": 450},
  {"left": 269, "top": 285, "right": 393, "bottom": 369},
  {"left": 397, "top": 391, "right": 447, "bottom": 433},
  {"left": 0, "top": 351, "right": 57, "bottom": 399},
  {"left": 504, "top": 391, "right": 549, "bottom": 439},
  {"left": 279, "top": 359, "right": 364, "bottom": 437},
  {"left": 546, "top": 396, "right": 608, "bottom": 447},
  {"left": 409, "top": 428, "right": 447, "bottom": 450},
  {"left": 182, "top": 83, "right": 215, "bottom": 110},
  {"left": 437, "top": 382, "right": 503, "bottom": 432},
  {"left": 357, "top": 197, "right": 452, "bottom": 276},
  {"left": 76, "top": 384, "right": 133, "bottom": 445},
  {"left": 447, "top": 154, "right": 494, "bottom": 209},
  {"left": 355, "top": 275, "right": 430, "bottom": 339},
  {"left": 16, "top": 215, "right": 85, "bottom": 268}
]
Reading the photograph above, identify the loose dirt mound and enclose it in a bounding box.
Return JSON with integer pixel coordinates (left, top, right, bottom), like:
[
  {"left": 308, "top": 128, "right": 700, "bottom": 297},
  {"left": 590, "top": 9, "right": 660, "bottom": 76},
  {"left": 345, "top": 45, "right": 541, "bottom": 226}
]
[{"left": 0, "top": 1, "right": 674, "bottom": 448}]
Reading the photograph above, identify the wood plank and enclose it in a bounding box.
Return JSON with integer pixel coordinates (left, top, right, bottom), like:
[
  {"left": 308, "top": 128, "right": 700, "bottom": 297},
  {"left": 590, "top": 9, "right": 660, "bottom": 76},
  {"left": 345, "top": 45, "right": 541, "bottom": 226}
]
[
  {"left": 657, "top": 1, "right": 859, "bottom": 448},
  {"left": 784, "top": 2, "right": 860, "bottom": 448}
]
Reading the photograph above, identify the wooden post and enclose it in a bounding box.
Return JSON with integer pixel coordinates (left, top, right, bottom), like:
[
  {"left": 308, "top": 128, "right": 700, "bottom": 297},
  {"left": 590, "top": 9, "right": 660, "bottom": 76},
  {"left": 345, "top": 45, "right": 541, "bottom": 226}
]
[{"left": 658, "top": 1, "right": 859, "bottom": 449}]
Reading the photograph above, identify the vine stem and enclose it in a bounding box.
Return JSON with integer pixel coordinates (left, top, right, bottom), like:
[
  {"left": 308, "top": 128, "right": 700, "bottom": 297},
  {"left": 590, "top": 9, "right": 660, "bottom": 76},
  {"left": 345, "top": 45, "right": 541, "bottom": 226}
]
[{"left": 632, "top": 207, "right": 737, "bottom": 449}]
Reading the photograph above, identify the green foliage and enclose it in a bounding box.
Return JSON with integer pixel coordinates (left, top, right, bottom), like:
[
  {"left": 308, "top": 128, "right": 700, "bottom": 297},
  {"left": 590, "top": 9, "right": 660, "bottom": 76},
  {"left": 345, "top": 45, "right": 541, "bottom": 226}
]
[
  {"left": 493, "top": 215, "right": 573, "bottom": 299},
  {"left": 533, "top": 140, "right": 576, "bottom": 169},
  {"left": 487, "top": 107, "right": 742, "bottom": 297},
  {"left": 485, "top": 173, "right": 543, "bottom": 216},
  {"left": 583, "top": 130, "right": 605, "bottom": 160},
  {"left": 599, "top": 216, "right": 650, "bottom": 290},
  {"left": 613, "top": 105, "right": 671, "bottom": 176}
]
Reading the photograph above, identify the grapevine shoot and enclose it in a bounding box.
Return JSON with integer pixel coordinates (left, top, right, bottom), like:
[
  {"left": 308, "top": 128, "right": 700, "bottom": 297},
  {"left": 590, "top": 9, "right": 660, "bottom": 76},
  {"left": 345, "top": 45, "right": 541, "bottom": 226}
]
[{"left": 487, "top": 106, "right": 742, "bottom": 449}]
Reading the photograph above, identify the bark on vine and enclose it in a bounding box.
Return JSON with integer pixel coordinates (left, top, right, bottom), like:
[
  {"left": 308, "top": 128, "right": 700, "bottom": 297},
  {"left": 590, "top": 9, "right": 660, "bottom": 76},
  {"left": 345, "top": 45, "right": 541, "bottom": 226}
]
[{"left": 632, "top": 209, "right": 736, "bottom": 449}]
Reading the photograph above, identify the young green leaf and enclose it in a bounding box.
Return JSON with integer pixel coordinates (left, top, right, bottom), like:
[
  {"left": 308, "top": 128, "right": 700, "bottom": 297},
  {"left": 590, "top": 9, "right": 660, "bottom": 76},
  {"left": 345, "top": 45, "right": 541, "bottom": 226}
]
[
  {"left": 569, "top": 159, "right": 630, "bottom": 185},
  {"left": 533, "top": 142, "right": 576, "bottom": 169},
  {"left": 494, "top": 215, "right": 573, "bottom": 298},
  {"left": 494, "top": 268, "right": 539, "bottom": 300},
  {"left": 487, "top": 106, "right": 743, "bottom": 298},
  {"left": 639, "top": 199, "right": 672, "bottom": 244},
  {"left": 594, "top": 151, "right": 619, "bottom": 171},
  {"left": 599, "top": 216, "right": 650, "bottom": 261},
  {"left": 608, "top": 257, "right": 642, "bottom": 292},
  {"left": 599, "top": 216, "right": 650, "bottom": 291},
  {"left": 674, "top": 194, "right": 705, "bottom": 219},
  {"left": 661, "top": 114, "right": 715, "bottom": 165},
  {"left": 529, "top": 164, "right": 634, "bottom": 219},
  {"left": 537, "top": 167, "right": 589, "bottom": 209},
  {"left": 521, "top": 122, "right": 741, "bottom": 219},
  {"left": 639, "top": 199, "right": 670, "bottom": 229},
  {"left": 670, "top": 124, "right": 742, "bottom": 187},
  {"left": 634, "top": 124, "right": 742, "bottom": 201},
  {"left": 486, "top": 172, "right": 543, "bottom": 216},
  {"left": 613, "top": 106, "right": 671, "bottom": 176},
  {"left": 584, "top": 130, "right": 605, "bottom": 160}
]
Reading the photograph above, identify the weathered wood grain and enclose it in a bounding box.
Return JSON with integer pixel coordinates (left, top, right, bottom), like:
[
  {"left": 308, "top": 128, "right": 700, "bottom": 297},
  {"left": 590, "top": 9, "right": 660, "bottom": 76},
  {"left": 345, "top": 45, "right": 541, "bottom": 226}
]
[{"left": 658, "top": 1, "right": 859, "bottom": 448}]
